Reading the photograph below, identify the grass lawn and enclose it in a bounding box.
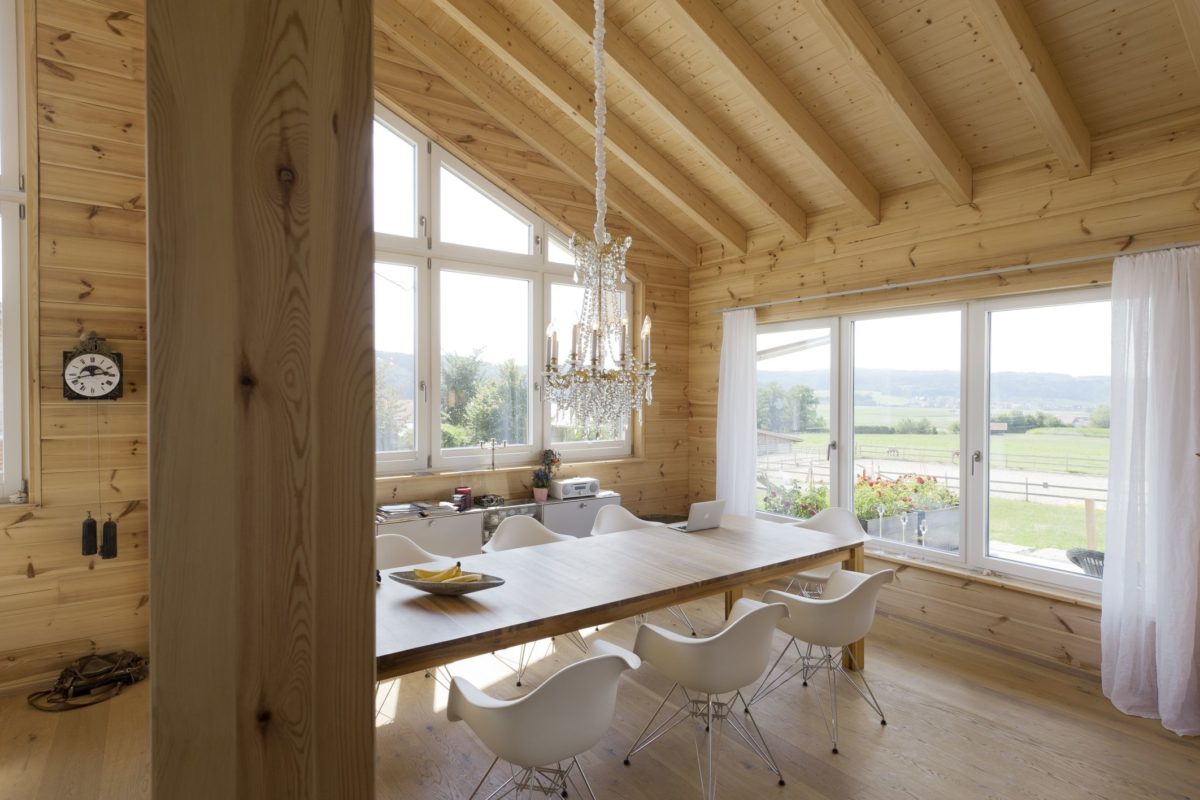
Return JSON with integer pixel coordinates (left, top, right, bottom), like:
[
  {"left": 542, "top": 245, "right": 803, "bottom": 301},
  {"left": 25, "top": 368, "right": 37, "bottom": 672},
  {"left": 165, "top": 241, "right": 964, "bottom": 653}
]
[{"left": 988, "top": 497, "right": 1106, "bottom": 551}]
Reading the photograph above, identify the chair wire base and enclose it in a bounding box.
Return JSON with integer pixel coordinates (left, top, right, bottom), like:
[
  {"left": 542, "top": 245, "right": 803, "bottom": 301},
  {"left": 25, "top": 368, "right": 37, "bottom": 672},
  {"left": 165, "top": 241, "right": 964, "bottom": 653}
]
[
  {"left": 745, "top": 640, "right": 887, "bottom": 754},
  {"left": 423, "top": 665, "right": 453, "bottom": 690},
  {"left": 493, "top": 633, "right": 590, "bottom": 687},
  {"left": 468, "top": 755, "right": 597, "bottom": 800},
  {"left": 624, "top": 683, "right": 784, "bottom": 799}
]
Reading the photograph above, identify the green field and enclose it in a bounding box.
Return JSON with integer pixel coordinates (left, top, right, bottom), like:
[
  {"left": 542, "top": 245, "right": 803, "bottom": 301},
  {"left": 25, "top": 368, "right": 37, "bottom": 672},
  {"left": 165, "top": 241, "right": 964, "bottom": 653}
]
[
  {"left": 989, "top": 497, "right": 1105, "bottom": 551},
  {"left": 767, "top": 406, "right": 1110, "bottom": 475}
]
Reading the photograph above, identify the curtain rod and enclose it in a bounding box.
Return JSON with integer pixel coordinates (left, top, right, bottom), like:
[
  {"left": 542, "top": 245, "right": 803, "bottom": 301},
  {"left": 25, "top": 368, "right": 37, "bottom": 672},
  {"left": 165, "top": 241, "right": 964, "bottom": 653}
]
[{"left": 712, "top": 240, "right": 1200, "bottom": 315}]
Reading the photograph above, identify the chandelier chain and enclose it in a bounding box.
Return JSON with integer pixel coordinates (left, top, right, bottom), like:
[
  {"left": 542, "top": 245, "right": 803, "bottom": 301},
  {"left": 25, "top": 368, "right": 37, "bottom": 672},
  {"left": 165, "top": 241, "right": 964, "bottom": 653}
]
[{"left": 543, "top": 0, "right": 654, "bottom": 434}]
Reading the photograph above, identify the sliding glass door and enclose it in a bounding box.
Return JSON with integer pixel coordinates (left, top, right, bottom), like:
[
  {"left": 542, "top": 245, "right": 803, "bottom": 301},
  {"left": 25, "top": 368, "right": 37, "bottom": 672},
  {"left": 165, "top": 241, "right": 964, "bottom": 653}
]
[{"left": 848, "top": 310, "right": 964, "bottom": 554}]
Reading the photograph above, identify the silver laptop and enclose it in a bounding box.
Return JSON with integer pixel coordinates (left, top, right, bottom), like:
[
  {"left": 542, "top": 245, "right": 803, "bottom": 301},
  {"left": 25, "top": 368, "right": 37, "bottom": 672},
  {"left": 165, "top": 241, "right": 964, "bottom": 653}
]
[{"left": 669, "top": 500, "right": 725, "bottom": 532}]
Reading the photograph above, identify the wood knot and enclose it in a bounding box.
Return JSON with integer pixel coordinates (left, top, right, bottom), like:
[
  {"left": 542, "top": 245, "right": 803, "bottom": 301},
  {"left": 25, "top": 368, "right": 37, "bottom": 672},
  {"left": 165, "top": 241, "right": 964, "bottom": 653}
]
[
  {"left": 240, "top": 373, "right": 257, "bottom": 388},
  {"left": 277, "top": 166, "right": 296, "bottom": 185},
  {"left": 257, "top": 708, "right": 272, "bottom": 728}
]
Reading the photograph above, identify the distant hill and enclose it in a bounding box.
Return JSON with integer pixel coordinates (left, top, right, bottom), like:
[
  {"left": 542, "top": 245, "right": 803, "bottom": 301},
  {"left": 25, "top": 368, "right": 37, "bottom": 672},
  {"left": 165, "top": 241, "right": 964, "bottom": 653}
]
[{"left": 758, "top": 368, "right": 1109, "bottom": 410}]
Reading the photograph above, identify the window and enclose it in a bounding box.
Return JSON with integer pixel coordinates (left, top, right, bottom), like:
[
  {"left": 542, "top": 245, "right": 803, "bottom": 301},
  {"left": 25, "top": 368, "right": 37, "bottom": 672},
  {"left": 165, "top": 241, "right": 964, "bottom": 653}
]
[
  {"left": 850, "top": 310, "right": 963, "bottom": 555},
  {"left": 437, "top": 163, "right": 533, "bottom": 256},
  {"left": 436, "top": 267, "right": 534, "bottom": 464},
  {"left": 755, "top": 321, "right": 836, "bottom": 519},
  {"left": 547, "top": 235, "right": 574, "bottom": 266},
  {"left": 977, "top": 293, "right": 1110, "bottom": 584},
  {"left": 374, "top": 261, "right": 421, "bottom": 472},
  {"left": 373, "top": 120, "right": 420, "bottom": 240},
  {"left": 0, "top": 0, "right": 23, "bottom": 498},
  {"left": 371, "top": 105, "right": 632, "bottom": 472},
  {"left": 755, "top": 288, "right": 1109, "bottom": 592}
]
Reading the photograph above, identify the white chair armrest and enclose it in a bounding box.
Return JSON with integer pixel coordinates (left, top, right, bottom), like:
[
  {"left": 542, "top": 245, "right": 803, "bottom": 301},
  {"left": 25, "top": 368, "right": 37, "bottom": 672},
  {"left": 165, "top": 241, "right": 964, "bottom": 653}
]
[{"left": 590, "top": 638, "right": 642, "bottom": 671}]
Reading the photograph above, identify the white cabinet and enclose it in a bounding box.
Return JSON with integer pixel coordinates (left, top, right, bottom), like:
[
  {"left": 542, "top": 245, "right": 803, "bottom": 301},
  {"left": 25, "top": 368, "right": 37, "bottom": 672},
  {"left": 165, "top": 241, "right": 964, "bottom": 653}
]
[
  {"left": 539, "top": 492, "right": 621, "bottom": 538},
  {"left": 376, "top": 511, "right": 483, "bottom": 557}
]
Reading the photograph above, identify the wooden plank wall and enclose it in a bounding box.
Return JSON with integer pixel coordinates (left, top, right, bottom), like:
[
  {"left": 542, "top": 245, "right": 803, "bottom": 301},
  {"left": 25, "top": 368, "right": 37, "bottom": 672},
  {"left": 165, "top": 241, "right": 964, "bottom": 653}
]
[
  {"left": 0, "top": 0, "right": 148, "bottom": 693},
  {"left": 372, "top": 33, "right": 691, "bottom": 518},
  {"left": 865, "top": 556, "right": 1102, "bottom": 676}
]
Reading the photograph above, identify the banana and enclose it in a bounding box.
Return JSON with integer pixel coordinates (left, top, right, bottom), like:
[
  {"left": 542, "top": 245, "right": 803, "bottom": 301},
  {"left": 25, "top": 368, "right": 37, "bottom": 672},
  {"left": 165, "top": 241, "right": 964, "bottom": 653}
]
[
  {"left": 444, "top": 573, "right": 482, "bottom": 583},
  {"left": 413, "top": 563, "right": 461, "bottom": 582}
]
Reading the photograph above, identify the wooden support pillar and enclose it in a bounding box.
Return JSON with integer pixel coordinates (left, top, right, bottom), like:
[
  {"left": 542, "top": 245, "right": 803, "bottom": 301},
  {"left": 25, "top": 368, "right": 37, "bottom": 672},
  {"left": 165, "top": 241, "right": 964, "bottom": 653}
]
[{"left": 147, "top": 2, "right": 375, "bottom": 798}]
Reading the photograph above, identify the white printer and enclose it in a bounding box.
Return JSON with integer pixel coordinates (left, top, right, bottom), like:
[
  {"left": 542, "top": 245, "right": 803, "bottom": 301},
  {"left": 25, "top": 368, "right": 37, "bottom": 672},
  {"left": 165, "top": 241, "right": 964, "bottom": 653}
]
[{"left": 549, "top": 476, "right": 600, "bottom": 499}]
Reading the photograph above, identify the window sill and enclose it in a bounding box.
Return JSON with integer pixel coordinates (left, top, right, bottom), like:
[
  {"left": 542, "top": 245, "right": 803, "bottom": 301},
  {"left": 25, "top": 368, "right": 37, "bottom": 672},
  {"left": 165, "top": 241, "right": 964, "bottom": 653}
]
[
  {"left": 375, "top": 455, "right": 645, "bottom": 484},
  {"left": 866, "top": 550, "right": 1101, "bottom": 610}
]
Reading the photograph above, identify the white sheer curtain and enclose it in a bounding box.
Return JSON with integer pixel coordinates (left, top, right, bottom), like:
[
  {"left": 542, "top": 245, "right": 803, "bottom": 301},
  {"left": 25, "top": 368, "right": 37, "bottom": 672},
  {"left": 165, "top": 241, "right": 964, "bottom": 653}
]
[
  {"left": 1103, "top": 245, "right": 1200, "bottom": 736},
  {"left": 716, "top": 308, "right": 757, "bottom": 517}
]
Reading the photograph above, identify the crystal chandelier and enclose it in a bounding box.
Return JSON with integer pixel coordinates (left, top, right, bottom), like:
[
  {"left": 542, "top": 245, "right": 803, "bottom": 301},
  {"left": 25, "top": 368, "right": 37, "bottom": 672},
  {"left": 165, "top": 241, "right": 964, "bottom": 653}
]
[{"left": 543, "top": 0, "right": 654, "bottom": 432}]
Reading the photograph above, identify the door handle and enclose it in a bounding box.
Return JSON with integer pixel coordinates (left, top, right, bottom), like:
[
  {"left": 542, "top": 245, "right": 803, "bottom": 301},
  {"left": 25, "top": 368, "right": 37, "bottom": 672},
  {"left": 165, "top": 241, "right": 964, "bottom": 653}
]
[
  {"left": 419, "top": 380, "right": 427, "bottom": 403},
  {"left": 970, "top": 450, "right": 982, "bottom": 476},
  {"left": 826, "top": 440, "right": 837, "bottom": 460}
]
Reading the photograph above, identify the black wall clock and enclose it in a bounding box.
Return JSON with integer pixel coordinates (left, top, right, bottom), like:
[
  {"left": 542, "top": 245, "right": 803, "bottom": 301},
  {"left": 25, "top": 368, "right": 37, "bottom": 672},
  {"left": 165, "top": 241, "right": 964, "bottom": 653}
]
[{"left": 63, "top": 332, "right": 123, "bottom": 400}]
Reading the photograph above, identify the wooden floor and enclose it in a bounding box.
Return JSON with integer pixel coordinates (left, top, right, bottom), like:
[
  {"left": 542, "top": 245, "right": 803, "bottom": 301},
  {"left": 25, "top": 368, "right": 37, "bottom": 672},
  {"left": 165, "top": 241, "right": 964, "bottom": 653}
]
[{"left": 2, "top": 591, "right": 1197, "bottom": 800}]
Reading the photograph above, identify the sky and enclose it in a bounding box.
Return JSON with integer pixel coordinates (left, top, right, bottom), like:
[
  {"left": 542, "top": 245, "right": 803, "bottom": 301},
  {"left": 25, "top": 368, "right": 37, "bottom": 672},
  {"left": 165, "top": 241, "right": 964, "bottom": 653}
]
[{"left": 756, "top": 302, "right": 1111, "bottom": 378}]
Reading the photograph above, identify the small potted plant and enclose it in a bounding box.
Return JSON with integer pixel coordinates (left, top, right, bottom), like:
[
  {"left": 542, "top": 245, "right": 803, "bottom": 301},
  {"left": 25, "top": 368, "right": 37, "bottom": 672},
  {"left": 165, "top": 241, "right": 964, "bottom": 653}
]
[{"left": 531, "top": 466, "right": 552, "bottom": 503}]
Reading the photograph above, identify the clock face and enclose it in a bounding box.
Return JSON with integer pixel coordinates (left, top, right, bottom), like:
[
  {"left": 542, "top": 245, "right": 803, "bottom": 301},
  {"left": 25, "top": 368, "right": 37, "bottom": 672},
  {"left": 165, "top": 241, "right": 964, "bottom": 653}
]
[{"left": 64, "top": 353, "right": 122, "bottom": 399}]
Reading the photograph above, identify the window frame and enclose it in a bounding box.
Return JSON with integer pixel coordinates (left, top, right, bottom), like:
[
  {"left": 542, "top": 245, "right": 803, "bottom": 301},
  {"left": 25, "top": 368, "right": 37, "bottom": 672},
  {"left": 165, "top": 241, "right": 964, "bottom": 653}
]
[
  {"left": 965, "top": 286, "right": 1111, "bottom": 593},
  {"left": 757, "top": 288, "right": 1109, "bottom": 594},
  {"left": 0, "top": 0, "right": 24, "bottom": 500},
  {"left": 373, "top": 257, "right": 428, "bottom": 476},
  {"left": 754, "top": 317, "right": 840, "bottom": 522},
  {"left": 372, "top": 103, "right": 640, "bottom": 474},
  {"left": 431, "top": 259, "right": 541, "bottom": 470},
  {"left": 840, "top": 303, "right": 969, "bottom": 566},
  {"left": 372, "top": 106, "right": 428, "bottom": 253},
  {"left": 430, "top": 147, "right": 542, "bottom": 268}
]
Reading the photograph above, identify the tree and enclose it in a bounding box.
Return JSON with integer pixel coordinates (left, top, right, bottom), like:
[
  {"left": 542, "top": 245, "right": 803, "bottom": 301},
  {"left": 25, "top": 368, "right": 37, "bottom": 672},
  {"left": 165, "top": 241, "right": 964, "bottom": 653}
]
[
  {"left": 494, "top": 359, "right": 528, "bottom": 443},
  {"left": 463, "top": 380, "right": 503, "bottom": 445},
  {"left": 441, "top": 349, "right": 485, "bottom": 428},
  {"left": 786, "top": 384, "right": 821, "bottom": 431},
  {"left": 375, "top": 358, "right": 413, "bottom": 451},
  {"left": 1090, "top": 403, "right": 1110, "bottom": 429},
  {"left": 757, "top": 382, "right": 821, "bottom": 433}
]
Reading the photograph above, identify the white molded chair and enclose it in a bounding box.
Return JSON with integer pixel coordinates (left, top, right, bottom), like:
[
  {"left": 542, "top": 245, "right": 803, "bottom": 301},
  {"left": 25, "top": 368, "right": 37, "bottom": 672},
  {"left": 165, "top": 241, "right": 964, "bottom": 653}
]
[
  {"left": 624, "top": 599, "right": 789, "bottom": 799},
  {"left": 483, "top": 515, "right": 574, "bottom": 553},
  {"left": 375, "top": 533, "right": 443, "bottom": 570},
  {"left": 753, "top": 570, "right": 894, "bottom": 754},
  {"left": 589, "top": 504, "right": 663, "bottom": 535},
  {"left": 483, "top": 515, "right": 580, "bottom": 685},
  {"left": 590, "top": 507, "right": 696, "bottom": 636},
  {"left": 448, "top": 640, "right": 640, "bottom": 799},
  {"left": 786, "top": 507, "right": 863, "bottom": 596}
]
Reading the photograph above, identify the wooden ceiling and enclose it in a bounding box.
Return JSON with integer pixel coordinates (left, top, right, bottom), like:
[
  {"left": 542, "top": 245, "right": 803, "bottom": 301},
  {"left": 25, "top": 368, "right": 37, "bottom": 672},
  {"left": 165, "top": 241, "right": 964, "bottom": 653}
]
[{"left": 378, "top": 0, "right": 1200, "bottom": 264}]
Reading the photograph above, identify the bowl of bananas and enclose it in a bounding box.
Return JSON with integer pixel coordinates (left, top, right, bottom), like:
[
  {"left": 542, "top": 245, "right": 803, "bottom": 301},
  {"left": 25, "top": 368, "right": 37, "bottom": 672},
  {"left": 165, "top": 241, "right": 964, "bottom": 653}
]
[{"left": 388, "top": 562, "right": 505, "bottom": 596}]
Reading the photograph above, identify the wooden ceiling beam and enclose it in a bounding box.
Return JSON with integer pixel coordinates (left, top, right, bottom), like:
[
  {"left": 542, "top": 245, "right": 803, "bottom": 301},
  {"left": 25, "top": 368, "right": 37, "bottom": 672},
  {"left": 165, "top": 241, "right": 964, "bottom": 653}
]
[
  {"left": 799, "top": 0, "right": 972, "bottom": 205},
  {"left": 543, "top": 0, "right": 807, "bottom": 242},
  {"left": 431, "top": 0, "right": 747, "bottom": 255},
  {"left": 659, "top": 0, "right": 880, "bottom": 224},
  {"left": 964, "top": 0, "right": 1091, "bottom": 178},
  {"left": 1174, "top": 0, "right": 1200, "bottom": 80},
  {"left": 374, "top": 4, "right": 698, "bottom": 266}
]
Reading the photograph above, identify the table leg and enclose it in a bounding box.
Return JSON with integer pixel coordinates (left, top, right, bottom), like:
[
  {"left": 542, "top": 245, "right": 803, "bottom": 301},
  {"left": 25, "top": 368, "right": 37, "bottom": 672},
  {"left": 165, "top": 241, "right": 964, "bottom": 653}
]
[
  {"left": 843, "top": 543, "right": 866, "bottom": 670},
  {"left": 724, "top": 587, "right": 744, "bottom": 619}
]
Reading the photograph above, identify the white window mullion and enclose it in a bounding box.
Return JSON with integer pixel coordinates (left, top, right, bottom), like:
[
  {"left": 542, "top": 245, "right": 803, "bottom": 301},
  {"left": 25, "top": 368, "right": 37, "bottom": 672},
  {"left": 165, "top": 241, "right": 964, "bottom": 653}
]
[{"left": 963, "top": 302, "right": 988, "bottom": 572}]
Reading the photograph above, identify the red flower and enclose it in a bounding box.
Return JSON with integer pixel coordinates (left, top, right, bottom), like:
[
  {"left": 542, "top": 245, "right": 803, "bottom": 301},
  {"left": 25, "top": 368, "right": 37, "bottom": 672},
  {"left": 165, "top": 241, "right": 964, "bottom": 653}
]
[{"left": 916, "top": 476, "right": 926, "bottom": 484}]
